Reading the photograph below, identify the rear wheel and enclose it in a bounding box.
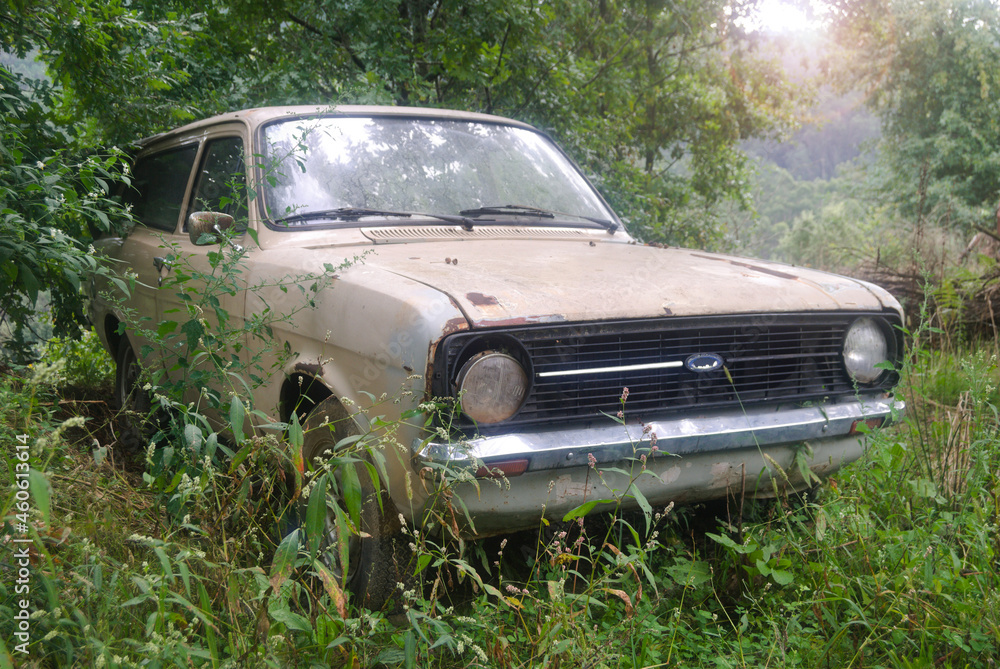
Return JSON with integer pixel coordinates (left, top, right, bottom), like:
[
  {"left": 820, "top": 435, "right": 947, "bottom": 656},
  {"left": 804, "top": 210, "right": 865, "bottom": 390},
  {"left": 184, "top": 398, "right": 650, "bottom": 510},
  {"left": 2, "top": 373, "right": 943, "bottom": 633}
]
[
  {"left": 114, "top": 337, "right": 155, "bottom": 450},
  {"left": 297, "top": 396, "right": 413, "bottom": 611}
]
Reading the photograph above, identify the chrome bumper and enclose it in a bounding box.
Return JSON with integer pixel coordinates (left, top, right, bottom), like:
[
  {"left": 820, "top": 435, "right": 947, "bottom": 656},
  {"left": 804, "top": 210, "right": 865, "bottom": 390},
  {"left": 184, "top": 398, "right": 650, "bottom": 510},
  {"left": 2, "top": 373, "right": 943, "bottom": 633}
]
[{"left": 417, "top": 397, "right": 905, "bottom": 472}]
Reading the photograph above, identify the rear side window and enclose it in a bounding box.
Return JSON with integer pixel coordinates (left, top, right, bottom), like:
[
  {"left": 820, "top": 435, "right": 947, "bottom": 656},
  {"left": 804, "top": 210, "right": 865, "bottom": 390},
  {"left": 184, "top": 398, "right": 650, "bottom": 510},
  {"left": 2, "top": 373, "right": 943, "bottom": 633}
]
[{"left": 126, "top": 145, "right": 198, "bottom": 232}]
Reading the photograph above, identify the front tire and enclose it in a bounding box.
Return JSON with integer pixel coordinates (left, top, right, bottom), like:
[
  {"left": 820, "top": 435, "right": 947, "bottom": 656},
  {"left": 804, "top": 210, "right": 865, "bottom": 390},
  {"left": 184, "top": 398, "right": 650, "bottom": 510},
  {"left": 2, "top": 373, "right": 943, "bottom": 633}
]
[{"left": 298, "top": 396, "right": 413, "bottom": 611}]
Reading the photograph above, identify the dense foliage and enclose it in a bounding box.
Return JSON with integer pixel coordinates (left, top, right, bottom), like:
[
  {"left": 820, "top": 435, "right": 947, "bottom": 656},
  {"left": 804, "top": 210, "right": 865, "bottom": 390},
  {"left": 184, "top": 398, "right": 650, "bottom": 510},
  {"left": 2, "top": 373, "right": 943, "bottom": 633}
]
[
  {"left": 2, "top": 307, "right": 999, "bottom": 667},
  {"left": 828, "top": 0, "right": 1000, "bottom": 231},
  {"left": 0, "top": 66, "right": 130, "bottom": 358},
  {"left": 0, "top": 0, "right": 807, "bottom": 354}
]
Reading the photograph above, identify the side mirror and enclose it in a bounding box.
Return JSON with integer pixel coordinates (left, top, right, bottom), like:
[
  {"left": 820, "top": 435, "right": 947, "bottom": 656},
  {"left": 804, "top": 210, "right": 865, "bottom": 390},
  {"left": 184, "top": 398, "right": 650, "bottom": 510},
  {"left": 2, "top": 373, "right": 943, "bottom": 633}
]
[{"left": 188, "top": 211, "right": 235, "bottom": 245}]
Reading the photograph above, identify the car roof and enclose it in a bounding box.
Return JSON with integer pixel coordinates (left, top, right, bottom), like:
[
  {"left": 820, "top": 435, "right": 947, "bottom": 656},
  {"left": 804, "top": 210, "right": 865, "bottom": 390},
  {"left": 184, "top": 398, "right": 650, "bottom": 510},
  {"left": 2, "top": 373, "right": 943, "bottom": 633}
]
[{"left": 136, "top": 105, "right": 539, "bottom": 148}]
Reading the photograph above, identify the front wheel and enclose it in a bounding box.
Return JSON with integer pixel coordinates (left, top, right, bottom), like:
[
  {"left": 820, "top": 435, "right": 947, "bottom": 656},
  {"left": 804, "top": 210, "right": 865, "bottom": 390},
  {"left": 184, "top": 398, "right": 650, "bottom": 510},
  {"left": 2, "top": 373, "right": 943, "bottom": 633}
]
[{"left": 297, "top": 396, "right": 413, "bottom": 611}]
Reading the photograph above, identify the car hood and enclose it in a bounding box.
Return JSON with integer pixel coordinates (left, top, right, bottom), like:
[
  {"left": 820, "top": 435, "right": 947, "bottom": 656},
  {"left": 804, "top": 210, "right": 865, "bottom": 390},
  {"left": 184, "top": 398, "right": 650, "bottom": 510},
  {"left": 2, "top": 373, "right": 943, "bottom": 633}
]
[{"left": 354, "top": 238, "right": 898, "bottom": 328}]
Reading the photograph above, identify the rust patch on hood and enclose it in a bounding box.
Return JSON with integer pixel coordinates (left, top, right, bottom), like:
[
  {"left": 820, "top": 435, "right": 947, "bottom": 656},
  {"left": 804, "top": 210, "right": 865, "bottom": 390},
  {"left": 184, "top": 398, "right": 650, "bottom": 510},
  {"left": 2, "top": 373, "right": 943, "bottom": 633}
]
[
  {"left": 690, "top": 253, "right": 799, "bottom": 281},
  {"left": 466, "top": 292, "right": 500, "bottom": 306},
  {"left": 443, "top": 316, "right": 470, "bottom": 336}
]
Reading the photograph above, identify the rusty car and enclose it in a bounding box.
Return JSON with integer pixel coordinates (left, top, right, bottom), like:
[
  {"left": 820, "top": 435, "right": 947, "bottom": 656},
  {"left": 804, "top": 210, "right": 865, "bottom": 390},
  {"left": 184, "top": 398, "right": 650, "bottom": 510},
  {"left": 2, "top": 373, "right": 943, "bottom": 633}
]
[{"left": 89, "top": 105, "right": 905, "bottom": 607}]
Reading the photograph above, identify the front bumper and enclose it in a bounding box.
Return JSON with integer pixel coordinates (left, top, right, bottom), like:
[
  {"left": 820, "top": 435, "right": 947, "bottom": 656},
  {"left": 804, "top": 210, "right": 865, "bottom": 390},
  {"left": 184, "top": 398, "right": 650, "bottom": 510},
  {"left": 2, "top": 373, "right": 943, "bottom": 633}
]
[
  {"left": 415, "top": 396, "right": 904, "bottom": 535},
  {"left": 419, "top": 396, "right": 903, "bottom": 471}
]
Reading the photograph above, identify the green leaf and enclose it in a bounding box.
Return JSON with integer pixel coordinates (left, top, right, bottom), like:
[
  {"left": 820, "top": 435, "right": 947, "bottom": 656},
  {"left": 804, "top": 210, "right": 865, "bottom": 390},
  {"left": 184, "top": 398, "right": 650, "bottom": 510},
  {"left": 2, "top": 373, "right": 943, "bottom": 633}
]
[
  {"left": 153, "top": 546, "right": 174, "bottom": 583},
  {"left": 404, "top": 630, "right": 416, "bottom": 669},
  {"left": 270, "top": 608, "right": 313, "bottom": 632},
  {"left": 771, "top": 568, "right": 794, "bottom": 586},
  {"left": 184, "top": 424, "right": 203, "bottom": 453},
  {"left": 314, "top": 562, "right": 347, "bottom": 618},
  {"left": 414, "top": 553, "right": 433, "bottom": 575},
  {"left": 306, "top": 473, "right": 328, "bottom": 561},
  {"left": 288, "top": 412, "right": 303, "bottom": 449},
  {"left": 333, "top": 504, "right": 352, "bottom": 586},
  {"left": 340, "top": 463, "right": 362, "bottom": 530},
  {"left": 28, "top": 469, "right": 51, "bottom": 525},
  {"left": 630, "top": 483, "right": 652, "bottom": 523},
  {"left": 156, "top": 321, "right": 178, "bottom": 337},
  {"left": 229, "top": 396, "right": 245, "bottom": 445},
  {"left": 269, "top": 529, "right": 300, "bottom": 592},
  {"left": 198, "top": 583, "right": 220, "bottom": 665},
  {"left": 562, "top": 499, "right": 613, "bottom": 522}
]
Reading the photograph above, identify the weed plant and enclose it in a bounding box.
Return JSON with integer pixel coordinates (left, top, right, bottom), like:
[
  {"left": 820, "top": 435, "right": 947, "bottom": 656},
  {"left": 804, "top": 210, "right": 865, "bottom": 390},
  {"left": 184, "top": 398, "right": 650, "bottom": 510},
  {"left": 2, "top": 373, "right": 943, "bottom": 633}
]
[{"left": 4, "top": 267, "right": 1000, "bottom": 667}]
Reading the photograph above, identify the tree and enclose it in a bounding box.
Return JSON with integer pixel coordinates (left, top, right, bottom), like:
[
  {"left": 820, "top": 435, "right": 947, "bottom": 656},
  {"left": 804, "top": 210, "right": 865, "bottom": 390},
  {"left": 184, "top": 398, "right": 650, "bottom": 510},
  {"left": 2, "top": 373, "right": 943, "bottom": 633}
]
[
  {"left": 0, "top": 1, "right": 162, "bottom": 356},
  {"left": 1, "top": 0, "right": 802, "bottom": 358},
  {"left": 113, "top": 0, "right": 802, "bottom": 246},
  {"left": 825, "top": 0, "right": 1000, "bottom": 232},
  {"left": 0, "top": 67, "right": 131, "bottom": 358}
]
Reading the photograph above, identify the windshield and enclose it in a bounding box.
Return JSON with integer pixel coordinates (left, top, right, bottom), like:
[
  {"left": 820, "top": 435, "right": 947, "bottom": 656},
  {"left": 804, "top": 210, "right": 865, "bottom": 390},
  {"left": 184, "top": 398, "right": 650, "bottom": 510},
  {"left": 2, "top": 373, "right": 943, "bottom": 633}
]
[{"left": 260, "top": 116, "right": 614, "bottom": 225}]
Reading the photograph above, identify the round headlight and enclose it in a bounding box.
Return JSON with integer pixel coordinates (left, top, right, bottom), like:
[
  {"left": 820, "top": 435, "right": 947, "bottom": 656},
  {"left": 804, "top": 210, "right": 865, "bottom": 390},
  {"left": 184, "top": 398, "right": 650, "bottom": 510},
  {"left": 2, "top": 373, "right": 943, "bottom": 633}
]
[
  {"left": 456, "top": 352, "right": 528, "bottom": 424},
  {"left": 843, "top": 317, "right": 889, "bottom": 384}
]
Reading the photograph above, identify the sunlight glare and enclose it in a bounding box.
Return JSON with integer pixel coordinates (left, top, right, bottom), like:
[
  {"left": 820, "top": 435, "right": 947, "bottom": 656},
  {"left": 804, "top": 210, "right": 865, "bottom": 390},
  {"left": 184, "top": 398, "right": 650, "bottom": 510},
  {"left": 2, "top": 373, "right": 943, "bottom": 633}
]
[{"left": 753, "top": 0, "right": 817, "bottom": 33}]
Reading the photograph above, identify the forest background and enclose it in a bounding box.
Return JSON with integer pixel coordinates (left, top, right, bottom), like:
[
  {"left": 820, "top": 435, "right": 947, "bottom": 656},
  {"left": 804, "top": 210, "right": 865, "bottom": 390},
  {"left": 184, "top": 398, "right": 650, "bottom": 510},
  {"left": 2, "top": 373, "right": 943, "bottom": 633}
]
[{"left": 2, "top": 0, "right": 1000, "bottom": 667}]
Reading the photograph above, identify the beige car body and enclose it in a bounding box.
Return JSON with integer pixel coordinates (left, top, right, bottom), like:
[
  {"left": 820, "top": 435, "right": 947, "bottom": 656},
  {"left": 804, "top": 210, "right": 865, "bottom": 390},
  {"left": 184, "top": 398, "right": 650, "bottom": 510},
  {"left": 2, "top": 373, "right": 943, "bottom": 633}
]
[{"left": 90, "top": 106, "right": 904, "bottom": 535}]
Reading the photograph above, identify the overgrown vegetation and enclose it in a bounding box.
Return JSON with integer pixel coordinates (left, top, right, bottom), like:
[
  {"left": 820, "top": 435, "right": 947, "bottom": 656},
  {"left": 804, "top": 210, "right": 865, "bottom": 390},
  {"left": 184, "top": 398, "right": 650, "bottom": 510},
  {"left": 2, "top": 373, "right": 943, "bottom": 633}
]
[{"left": 3, "top": 293, "right": 999, "bottom": 666}]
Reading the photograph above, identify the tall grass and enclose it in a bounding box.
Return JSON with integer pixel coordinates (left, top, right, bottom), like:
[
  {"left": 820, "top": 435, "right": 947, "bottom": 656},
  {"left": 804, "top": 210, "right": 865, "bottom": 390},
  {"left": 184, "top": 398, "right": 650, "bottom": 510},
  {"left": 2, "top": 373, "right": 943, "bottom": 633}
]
[{"left": 2, "top": 316, "right": 999, "bottom": 667}]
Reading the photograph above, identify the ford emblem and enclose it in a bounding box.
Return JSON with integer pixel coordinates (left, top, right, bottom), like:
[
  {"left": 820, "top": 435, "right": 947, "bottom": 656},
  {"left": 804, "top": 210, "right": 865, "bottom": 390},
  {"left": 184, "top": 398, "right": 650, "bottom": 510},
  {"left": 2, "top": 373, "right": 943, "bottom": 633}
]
[{"left": 684, "top": 353, "right": 724, "bottom": 373}]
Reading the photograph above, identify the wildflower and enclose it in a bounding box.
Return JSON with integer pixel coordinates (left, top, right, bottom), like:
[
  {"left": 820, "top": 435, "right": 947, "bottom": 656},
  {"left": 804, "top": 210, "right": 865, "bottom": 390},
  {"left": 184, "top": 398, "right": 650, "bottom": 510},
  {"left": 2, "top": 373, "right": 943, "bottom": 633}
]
[
  {"left": 620, "top": 387, "right": 629, "bottom": 402},
  {"left": 587, "top": 452, "right": 597, "bottom": 469},
  {"left": 471, "top": 643, "right": 488, "bottom": 663}
]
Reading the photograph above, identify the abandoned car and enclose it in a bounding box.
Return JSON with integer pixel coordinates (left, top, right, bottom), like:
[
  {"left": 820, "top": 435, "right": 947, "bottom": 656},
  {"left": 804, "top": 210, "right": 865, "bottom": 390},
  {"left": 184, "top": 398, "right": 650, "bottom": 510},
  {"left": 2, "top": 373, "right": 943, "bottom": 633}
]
[{"left": 89, "top": 106, "right": 905, "bottom": 606}]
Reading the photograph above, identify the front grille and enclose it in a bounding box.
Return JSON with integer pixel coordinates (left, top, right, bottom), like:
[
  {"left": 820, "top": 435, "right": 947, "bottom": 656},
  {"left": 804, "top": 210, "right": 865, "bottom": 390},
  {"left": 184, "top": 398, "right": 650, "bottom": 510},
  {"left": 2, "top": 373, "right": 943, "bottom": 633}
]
[{"left": 431, "top": 312, "right": 902, "bottom": 430}]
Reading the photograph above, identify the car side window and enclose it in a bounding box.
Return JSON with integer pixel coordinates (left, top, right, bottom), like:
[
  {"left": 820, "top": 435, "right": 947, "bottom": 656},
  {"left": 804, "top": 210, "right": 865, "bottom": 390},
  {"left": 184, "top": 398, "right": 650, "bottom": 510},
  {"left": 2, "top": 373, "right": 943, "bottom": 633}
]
[
  {"left": 187, "top": 137, "right": 247, "bottom": 231},
  {"left": 126, "top": 145, "right": 199, "bottom": 232}
]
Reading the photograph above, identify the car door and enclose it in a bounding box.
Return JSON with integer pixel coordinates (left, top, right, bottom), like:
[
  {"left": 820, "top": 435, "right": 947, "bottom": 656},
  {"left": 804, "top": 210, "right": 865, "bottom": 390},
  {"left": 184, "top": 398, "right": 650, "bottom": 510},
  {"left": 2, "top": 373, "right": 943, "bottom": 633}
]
[
  {"left": 115, "top": 143, "right": 200, "bottom": 375},
  {"left": 155, "top": 129, "right": 250, "bottom": 412}
]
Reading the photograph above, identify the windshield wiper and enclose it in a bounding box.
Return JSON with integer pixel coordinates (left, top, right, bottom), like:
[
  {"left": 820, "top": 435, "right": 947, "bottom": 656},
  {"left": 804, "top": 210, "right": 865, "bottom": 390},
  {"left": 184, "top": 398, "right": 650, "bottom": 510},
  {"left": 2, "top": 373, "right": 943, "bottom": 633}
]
[
  {"left": 276, "top": 207, "right": 475, "bottom": 231},
  {"left": 459, "top": 204, "right": 618, "bottom": 234}
]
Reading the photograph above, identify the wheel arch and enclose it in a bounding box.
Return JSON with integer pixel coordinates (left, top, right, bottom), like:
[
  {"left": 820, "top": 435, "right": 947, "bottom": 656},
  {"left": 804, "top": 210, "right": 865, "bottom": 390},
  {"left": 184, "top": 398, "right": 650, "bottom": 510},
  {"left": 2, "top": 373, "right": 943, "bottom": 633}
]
[
  {"left": 104, "top": 314, "right": 125, "bottom": 360},
  {"left": 279, "top": 372, "right": 336, "bottom": 426}
]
